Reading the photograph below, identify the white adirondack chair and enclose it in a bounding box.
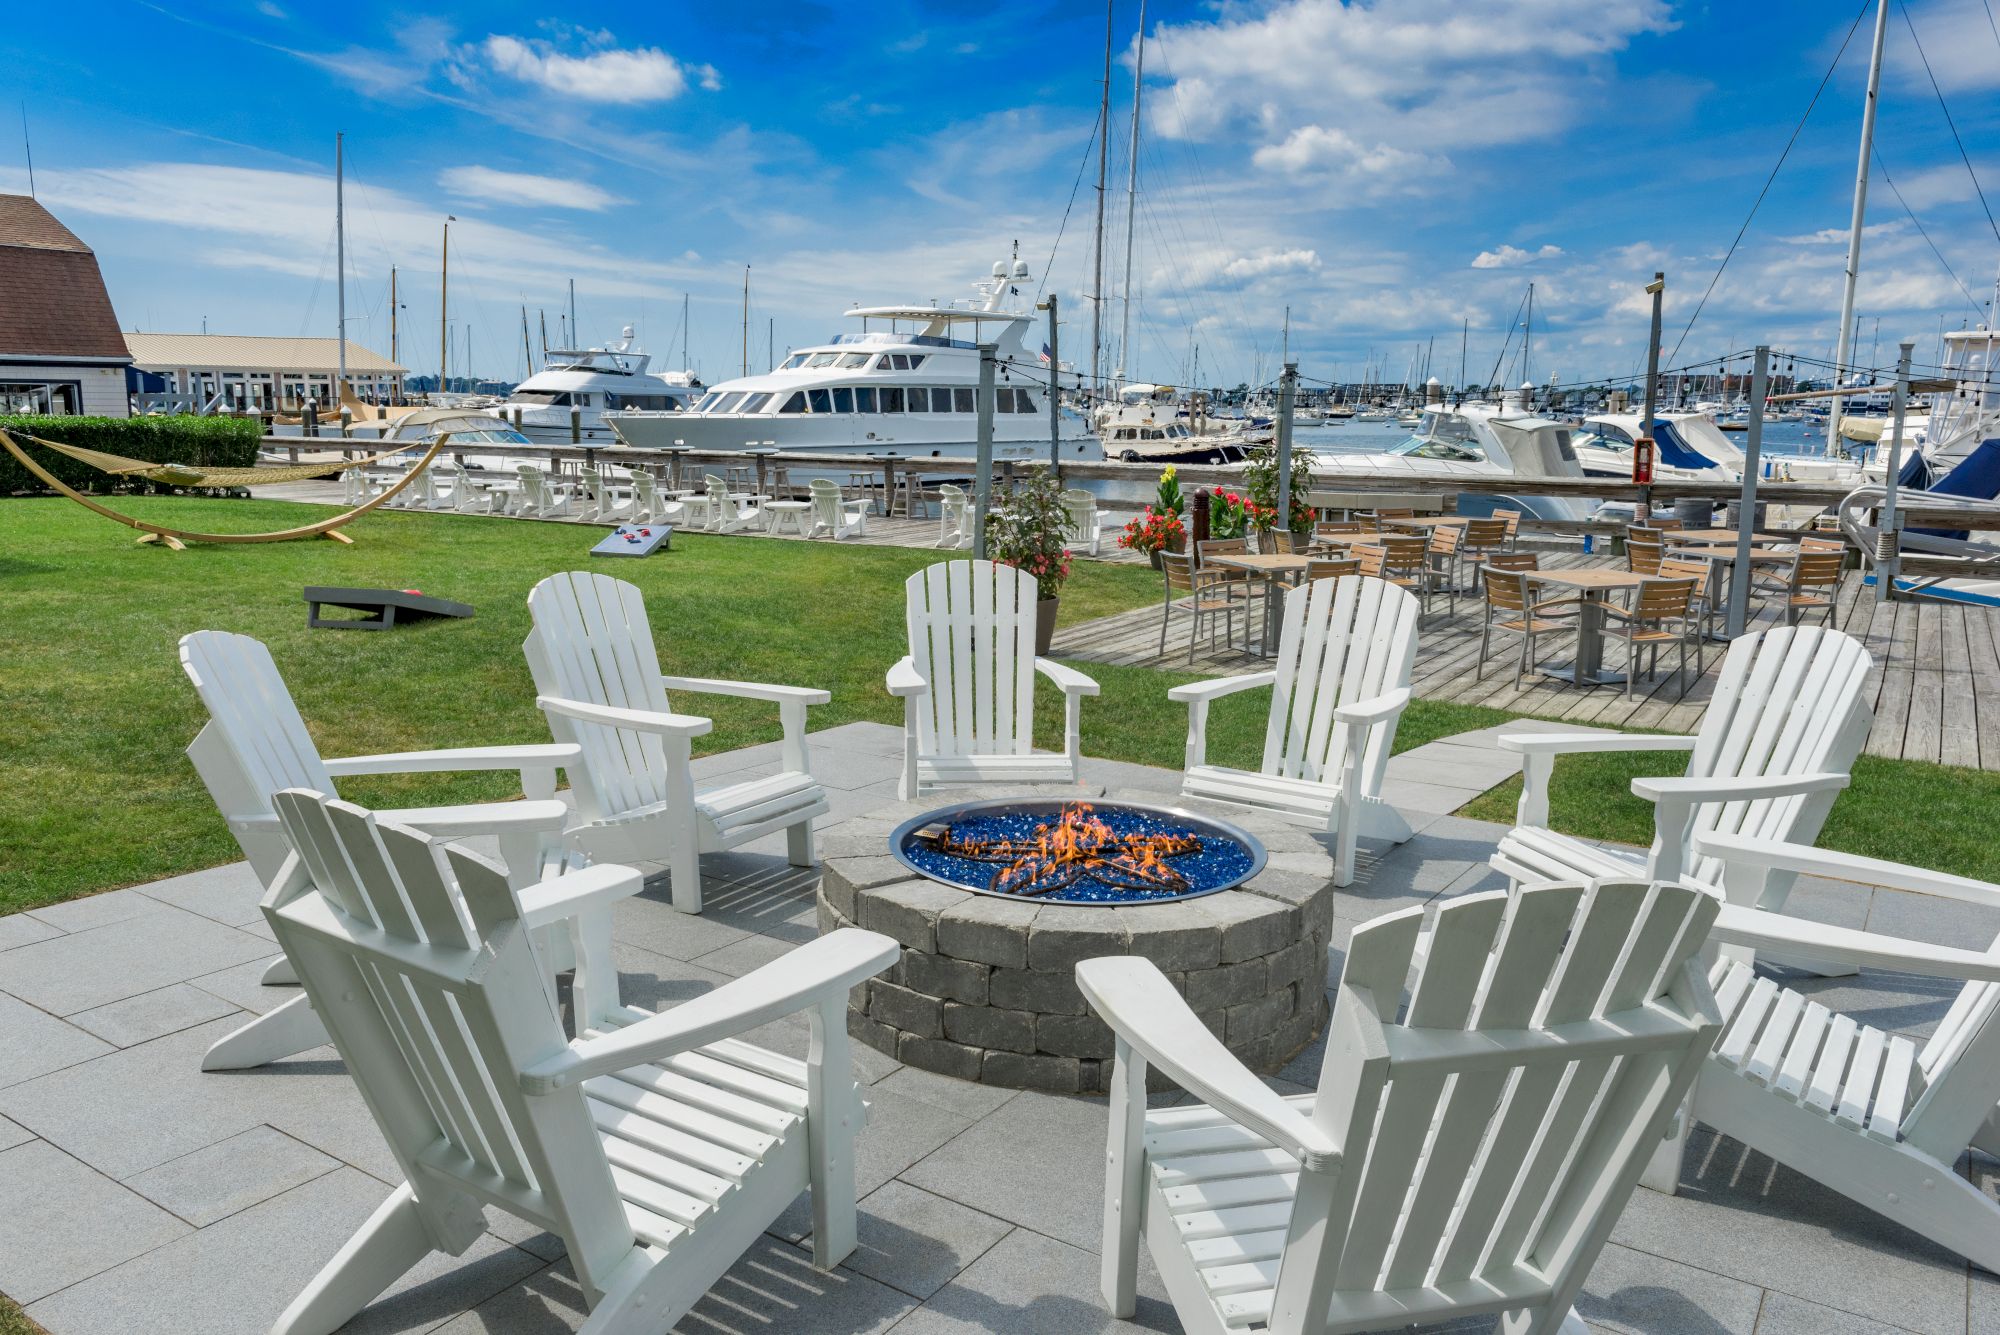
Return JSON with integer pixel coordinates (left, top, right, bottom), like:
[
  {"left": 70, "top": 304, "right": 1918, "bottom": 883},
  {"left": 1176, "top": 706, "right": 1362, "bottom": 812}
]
[
  {"left": 809, "top": 478, "right": 869, "bottom": 539},
  {"left": 1491, "top": 625, "right": 1873, "bottom": 896},
  {"left": 178, "top": 630, "right": 583, "bottom": 1072},
  {"left": 1061, "top": 487, "right": 1113, "bottom": 557},
  {"left": 515, "top": 464, "right": 574, "bottom": 519},
  {"left": 705, "top": 473, "right": 764, "bottom": 533},
  {"left": 1081, "top": 877, "right": 1723, "bottom": 1335},
  {"left": 260, "top": 788, "right": 899, "bottom": 1335},
  {"left": 1647, "top": 830, "right": 2000, "bottom": 1270},
  {"left": 934, "top": 483, "right": 973, "bottom": 549},
  {"left": 578, "top": 466, "right": 636, "bottom": 523},
  {"left": 526, "top": 571, "right": 831, "bottom": 914},
  {"left": 1174, "top": 576, "right": 1420, "bottom": 887},
  {"left": 887, "top": 560, "right": 1101, "bottom": 799},
  {"left": 629, "top": 470, "right": 684, "bottom": 525}
]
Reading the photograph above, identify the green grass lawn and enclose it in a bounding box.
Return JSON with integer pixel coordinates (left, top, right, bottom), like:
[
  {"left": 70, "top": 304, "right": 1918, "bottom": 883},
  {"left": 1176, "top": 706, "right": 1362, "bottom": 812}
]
[
  {"left": 0, "top": 496, "right": 1516, "bottom": 911},
  {"left": 4, "top": 494, "right": 1994, "bottom": 909}
]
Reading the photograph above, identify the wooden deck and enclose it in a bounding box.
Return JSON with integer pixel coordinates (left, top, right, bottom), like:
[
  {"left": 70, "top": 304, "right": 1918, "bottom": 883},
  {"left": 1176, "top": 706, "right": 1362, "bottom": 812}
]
[{"left": 1049, "top": 550, "right": 2000, "bottom": 771}]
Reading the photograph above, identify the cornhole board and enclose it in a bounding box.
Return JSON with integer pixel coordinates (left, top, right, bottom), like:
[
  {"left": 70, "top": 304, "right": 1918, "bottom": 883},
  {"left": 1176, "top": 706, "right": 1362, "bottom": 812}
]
[
  {"left": 590, "top": 524, "right": 673, "bottom": 557},
  {"left": 304, "top": 586, "right": 475, "bottom": 631}
]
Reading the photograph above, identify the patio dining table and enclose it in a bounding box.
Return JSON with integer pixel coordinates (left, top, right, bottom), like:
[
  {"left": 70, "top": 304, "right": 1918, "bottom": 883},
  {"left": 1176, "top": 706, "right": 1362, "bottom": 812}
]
[
  {"left": 1665, "top": 528, "right": 1785, "bottom": 545},
  {"left": 1206, "top": 552, "right": 1313, "bottom": 656},
  {"left": 1666, "top": 543, "right": 1800, "bottom": 638},
  {"left": 1526, "top": 567, "right": 1651, "bottom": 687}
]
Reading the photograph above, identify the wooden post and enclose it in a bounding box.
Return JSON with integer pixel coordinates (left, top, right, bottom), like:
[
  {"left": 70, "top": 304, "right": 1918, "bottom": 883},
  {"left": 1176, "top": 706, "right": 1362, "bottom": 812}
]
[
  {"left": 1192, "top": 488, "right": 1211, "bottom": 553},
  {"left": 303, "top": 399, "right": 319, "bottom": 437},
  {"left": 569, "top": 404, "right": 581, "bottom": 444},
  {"left": 881, "top": 456, "right": 898, "bottom": 518}
]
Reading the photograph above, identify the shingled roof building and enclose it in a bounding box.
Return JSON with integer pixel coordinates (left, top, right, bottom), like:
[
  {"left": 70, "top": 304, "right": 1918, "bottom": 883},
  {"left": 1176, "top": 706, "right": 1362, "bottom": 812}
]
[{"left": 0, "top": 194, "right": 132, "bottom": 417}]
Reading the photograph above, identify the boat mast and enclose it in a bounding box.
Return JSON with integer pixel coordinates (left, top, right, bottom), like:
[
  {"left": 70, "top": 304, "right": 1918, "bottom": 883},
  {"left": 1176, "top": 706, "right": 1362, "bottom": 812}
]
[
  {"left": 521, "top": 306, "right": 533, "bottom": 378},
  {"left": 1831, "top": 0, "right": 1891, "bottom": 450},
  {"left": 1117, "top": 0, "right": 1146, "bottom": 390},
  {"left": 335, "top": 131, "right": 346, "bottom": 396},
  {"left": 740, "top": 266, "right": 750, "bottom": 378},
  {"left": 439, "top": 216, "right": 452, "bottom": 397},
  {"left": 682, "top": 292, "right": 691, "bottom": 373},
  {"left": 389, "top": 266, "right": 398, "bottom": 370},
  {"left": 1523, "top": 281, "right": 1533, "bottom": 392},
  {"left": 568, "top": 278, "right": 577, "bottom": 347},
  {"left": 1090, "top": 0, "right": 1113, "bottom": 404}
]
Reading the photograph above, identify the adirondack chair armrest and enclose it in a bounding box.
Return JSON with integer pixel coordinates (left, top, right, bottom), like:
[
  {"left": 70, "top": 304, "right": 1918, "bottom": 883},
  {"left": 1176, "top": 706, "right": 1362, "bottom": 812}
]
[
  {"left": 1170, "top": 672, "right": 1277, "bottom": 772},
  {"left": 515, "top": 863, "right": 647, "bottom": 931},
  {"left": 1496, "top": 732, "right": 1696, "bottom": 756},
  {"left": 1711, "top": 906, "right": 2000, "bottom": 982},
  {"left": 885, "top": 656, "right": 928, "bottom": 698},
  {"left": 1694, "top": 833, "right": 2000, "bottom": 911},
  {"left": 656, "top": 675, "right": 833, "bottom": 707},
  {"left": 1166, "top": 670, "right": 1278, "bottom": 704},
  {"left": 1332, "top": 685, "right": 1411, "bottom": 727},
  {"left": 323, "top": 743, "right": 581, "bottom": 778},
  {"left": 1632, "top": 772, "right": 1850, "bottom": 803},
  {"left": 1637, "top": 773, "right": 1849, "bottom": 885},
  {"left": 377, "top": 799, "right": 572, "bottom": 840},
  {"left": 1034, "top": 658, "right": 1101, "bottom": 697},
  {"left": 536, "top": 695, "right": 714, "bottom": 740},
  {"left": 519, "top": 928, "right": 900, "bottom": 1094},
  {"left": 1078, "top": 956, "right": 1339, "bottom": 1168}
]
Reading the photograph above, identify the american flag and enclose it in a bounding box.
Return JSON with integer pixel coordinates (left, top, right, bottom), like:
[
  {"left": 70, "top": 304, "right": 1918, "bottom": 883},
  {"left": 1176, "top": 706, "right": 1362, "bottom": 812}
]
[{"left": 1038, "top": 343, "right": 1052, "bottom": 364}]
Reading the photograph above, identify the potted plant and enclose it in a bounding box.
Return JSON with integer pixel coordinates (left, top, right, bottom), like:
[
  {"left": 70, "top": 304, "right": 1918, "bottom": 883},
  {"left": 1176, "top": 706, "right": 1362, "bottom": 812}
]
[
  {"left": 1209, "top": 489, "right": 1274, "bottom": 542},
  {"left": 1154, "top": 464, "right": 1184, "bottom": 519},
  {"left": 1117, "top": 506, "right": 1187, "bottom": 568},
  {"left": 985, "top": 466, "right": 1075, "bottom": 653}
]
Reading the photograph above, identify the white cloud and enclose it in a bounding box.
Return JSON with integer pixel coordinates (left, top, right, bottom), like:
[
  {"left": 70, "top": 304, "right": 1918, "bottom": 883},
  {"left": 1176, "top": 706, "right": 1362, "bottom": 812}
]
[
  {"left": 1888, "top": 0, "right": 2000, "bottom": 92},
  {"left": 1471, "top": 243, "right": 1564, "bottom": 268},
  {"left": 439, "top": 165, "right": 625, "bottom": 211},
  {"left": 482, "top": 33, "right": 717, "bottom": 104},
  {"left": 1148, "top": 0, "right": 1675, "bottom": 175}
]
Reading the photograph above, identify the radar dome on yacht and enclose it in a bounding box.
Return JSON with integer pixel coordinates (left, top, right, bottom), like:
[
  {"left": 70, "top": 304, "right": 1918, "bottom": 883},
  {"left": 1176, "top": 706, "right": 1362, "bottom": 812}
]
[
  {"left": 1010, "top": 259, "right": 1030, "bottom": 279},
  {"left": 991, "top": 261, "right": 1007, "bottom": 278}
]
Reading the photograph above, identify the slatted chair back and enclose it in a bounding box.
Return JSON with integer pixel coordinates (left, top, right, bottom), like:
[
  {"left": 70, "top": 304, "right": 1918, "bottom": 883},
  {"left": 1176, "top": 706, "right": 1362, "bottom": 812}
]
[
  {"left": 1272, "top": 880, "right": 1721, "bottom": 1332},
  {"left": 1790, "top": 550, "right": 1846, "bottom": 593},
  {"left": 1349, "top": 543, "right": 1388, "bottom": 580},
  {"left": 1263, "top": 529, "right": 1300, "bottom": 555},
  {"left": 1626, "top": 538, "right": 1664, "bottom": 576},
  {"left": 1368, "top": 508, "right": 1415, "bottom": 530},
  {"left": 1258, "top": 577, "right": 1419, "bottom": 795},
  {"left": 1196, "top": 537, "right": 1247, "bottom": 566},
  {"left": 1631, "top": 577, "right": 1696, "bottom": 622},
  {"left": 1484, "top": 550, "right": 1540, "bottom": 573},
  {"left": 1625, "top": 523, "right": 1664, "bottom": 545},
  {"left": 1493, "top": 507, "right": 1523, "bottom": 542},
  {"left": 524, "top": 571, "right": 680, "bottom": 827},
  {"left": 1652, "top": 516, "right": 1686, "bottom": 531},
  {"left": 265, "top": 788, "right": 638, "bottom": 1298},
  {"left": 1675, "top": 626, "right": 1872, "bottom": 887},
  {"left": 1800, "top": 535, "right": 1846, "bottom": 553},
  {"left": 1658, "top": 555, "right": 1715, "bottom": 605},
  {"left": 1305, "top": 558, "right": 1359, "bottom": 580},
  {"left": 1426, "top": 524, "right": 1461, "bottom": 559},
  {"left": 1461, "top": 517, "right": 1508, "bottom": 551},
  {"left": 1163, "top": 548, "right": 1199, "bottom": 596},
  {"left": 180, "top": 631, "right": 339, "bottom": 882},
  {"left": 1061, "top": 489, "right": 1101, "bottom": 547},
  {"left": 516, "top": 465, "right": 553, "bottom": 514},
  {"left": 904, "top": 561, "right": 1040, "bottom": 761},
  {"left": 1378, "top": 535, "right": 1429, "bottom": 582},
  {"left": 1482, "top": 568, "right": 1535, "bottom": 617},
  {"left": 631, "top": 469, "right": 661, "bottom": 520},
  {"left": 1314, "top": 521, "right": 1364, "bottom": 540}
]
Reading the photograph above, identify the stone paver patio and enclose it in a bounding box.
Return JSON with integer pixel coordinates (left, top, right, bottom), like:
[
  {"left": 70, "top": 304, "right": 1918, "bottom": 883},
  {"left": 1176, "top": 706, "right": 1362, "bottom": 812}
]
[{"left": 0, "top": 720, "right": 1994, "bottom": 1334}]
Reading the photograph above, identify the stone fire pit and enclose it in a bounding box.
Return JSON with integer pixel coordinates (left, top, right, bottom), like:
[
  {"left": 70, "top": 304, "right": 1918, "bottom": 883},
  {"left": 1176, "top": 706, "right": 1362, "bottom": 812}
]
[{"left": 817, "top": 787, "right": 1336, "bottom": 1093}]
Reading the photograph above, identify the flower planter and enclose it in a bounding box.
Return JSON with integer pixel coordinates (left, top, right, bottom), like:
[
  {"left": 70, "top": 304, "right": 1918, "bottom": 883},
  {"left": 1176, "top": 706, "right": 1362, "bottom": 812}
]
[
  {"left": 1149, "top": 550, "right": 1164, "bottom": 571},
  {"left": 1035, "top": 597, "right": 1059, "bottom": 654}
]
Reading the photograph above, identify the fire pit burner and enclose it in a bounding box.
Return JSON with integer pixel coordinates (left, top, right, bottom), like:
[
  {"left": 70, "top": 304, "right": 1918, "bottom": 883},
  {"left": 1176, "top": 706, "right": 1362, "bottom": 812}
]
[{"left": 890, "top": 799, "right": 1265, "bottom": 905}]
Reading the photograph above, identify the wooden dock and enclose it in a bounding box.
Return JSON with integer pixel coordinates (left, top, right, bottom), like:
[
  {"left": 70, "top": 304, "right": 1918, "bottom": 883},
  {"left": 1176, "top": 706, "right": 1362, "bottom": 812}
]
[{"left": 1050, "top": 551, "right": 2000, "bottom": 771}]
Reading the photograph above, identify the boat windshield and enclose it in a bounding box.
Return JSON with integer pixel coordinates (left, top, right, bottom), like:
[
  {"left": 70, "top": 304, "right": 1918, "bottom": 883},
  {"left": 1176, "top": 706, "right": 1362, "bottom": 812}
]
[
  {"left": 1389, "top": 415, "right": 1486, "bottom": 462},
  {"left": 1574, "top": 431, "right": 1625, "bottom": 454}
]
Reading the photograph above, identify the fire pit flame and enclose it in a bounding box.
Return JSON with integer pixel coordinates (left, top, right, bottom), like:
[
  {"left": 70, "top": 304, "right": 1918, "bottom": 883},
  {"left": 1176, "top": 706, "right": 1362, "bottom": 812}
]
[{"left": 918, "top": 802, "right": 1203, "bottom": 899}]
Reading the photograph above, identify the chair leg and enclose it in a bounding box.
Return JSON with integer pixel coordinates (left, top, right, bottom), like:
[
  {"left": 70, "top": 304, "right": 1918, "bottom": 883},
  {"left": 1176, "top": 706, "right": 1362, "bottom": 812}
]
[
  {"left": 787, "top": 817, "right": 814, "bottom": 868},
  {"left": 1101, "top": 1052, "right": 1147, "bottom": 1319},
  {"left": 200, "top": 992, "right": 329, "bottom": 1071},
  {"left": 271, "top": 1183, "right": 436, "bottom": 1335}
]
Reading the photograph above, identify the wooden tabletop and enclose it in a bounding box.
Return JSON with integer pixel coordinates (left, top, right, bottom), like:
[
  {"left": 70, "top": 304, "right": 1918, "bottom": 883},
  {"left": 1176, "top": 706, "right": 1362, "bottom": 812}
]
[
  {"left": 1667, "top": 529, "right": 1784, "bottom": 544},
  {"left": 1529, "top": 568, "right": 1652, "bottom": 591},
  {"left": 1383, "top": 516, "right": 1470, "bottom": 530},
  {"left": 1208, "top": 553, "right": 1314, "bottom": 574}
]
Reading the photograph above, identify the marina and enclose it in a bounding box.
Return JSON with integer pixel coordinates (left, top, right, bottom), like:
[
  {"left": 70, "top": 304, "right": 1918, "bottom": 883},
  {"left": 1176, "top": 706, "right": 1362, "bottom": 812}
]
[{"left": 9, "top": 1, "right": 2000, "bottom": 1333}]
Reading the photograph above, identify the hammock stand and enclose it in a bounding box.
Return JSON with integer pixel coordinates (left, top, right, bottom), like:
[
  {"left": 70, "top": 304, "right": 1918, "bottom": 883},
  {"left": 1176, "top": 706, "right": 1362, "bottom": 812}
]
[{"left": 0, "top": 428, "right": 454, "bottom": 549}]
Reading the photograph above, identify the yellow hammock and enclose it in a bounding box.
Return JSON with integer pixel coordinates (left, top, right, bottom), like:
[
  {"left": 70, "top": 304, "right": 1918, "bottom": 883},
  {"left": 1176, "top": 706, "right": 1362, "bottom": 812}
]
[{"left": 0, "top": 427, "right": 453, "bottom": 549}]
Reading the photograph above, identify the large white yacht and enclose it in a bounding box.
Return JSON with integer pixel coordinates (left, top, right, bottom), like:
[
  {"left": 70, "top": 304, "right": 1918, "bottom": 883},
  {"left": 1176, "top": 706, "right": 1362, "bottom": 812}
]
[
  {"left": 606, "top": 256, "right": 1096, "bottom": 461},
  {"left": 1312, "top": 393, "right": 1596, "bottom": 521},
  {"left": 486, "top": 329, "right": 700, "bottom": 445}
]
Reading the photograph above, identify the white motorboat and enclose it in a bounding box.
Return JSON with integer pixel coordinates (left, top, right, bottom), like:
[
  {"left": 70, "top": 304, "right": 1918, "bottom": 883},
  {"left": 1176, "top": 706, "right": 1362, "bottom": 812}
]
[
  {"left": 1093, "top": 384, "right": 1260, "bottom": 463},
  {"left": 606, "top": 255, "right": 1096, "bottom": 463},
  {"left": 1310, "top": 395, "right": 1596, "bottom": 521},
  {"left": 487, "top": 329, "right": 699, "bottom": 445}
]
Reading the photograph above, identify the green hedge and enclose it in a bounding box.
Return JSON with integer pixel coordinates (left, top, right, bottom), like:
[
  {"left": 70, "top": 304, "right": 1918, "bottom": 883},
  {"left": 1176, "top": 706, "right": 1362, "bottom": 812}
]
[{"left": 0, "top": 415, "right": 263, "bottom": 496}]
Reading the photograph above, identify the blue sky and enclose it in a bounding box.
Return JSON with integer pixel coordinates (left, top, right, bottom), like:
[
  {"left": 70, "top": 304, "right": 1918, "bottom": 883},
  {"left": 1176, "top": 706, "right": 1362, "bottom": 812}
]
[{"left": 9, "top": 0, "right": 2000, "bottom": 390}]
